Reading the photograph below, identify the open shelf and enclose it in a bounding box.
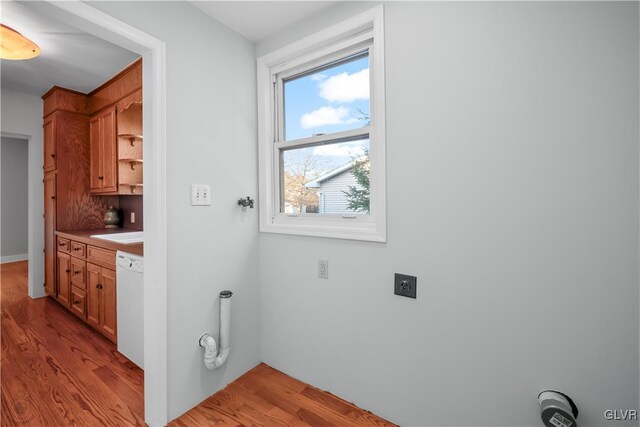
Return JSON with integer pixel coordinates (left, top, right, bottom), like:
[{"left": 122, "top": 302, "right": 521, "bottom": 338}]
[
  {"left": 119, "top": 183, "right": 144, "bottom": 194},
  {"left": 120, "top": 158, "right": 143, "bottom": 170},
  {"left": 118, "top": 134, "right": 143, "bottom": 146}
]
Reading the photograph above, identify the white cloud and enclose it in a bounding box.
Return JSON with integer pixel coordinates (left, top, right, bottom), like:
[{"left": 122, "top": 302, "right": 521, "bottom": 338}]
[
  {"left": 310, "top": 73, "right": 327, "bottom": 81},
  {"left": 300, "top": 106, "right": 357, "bottom": 129},
  {"left": 313, "top": 142, "right": 366, "bottom": 157},
  {"left": 318, "top": 68, "right": 369, "bottom": 103}
]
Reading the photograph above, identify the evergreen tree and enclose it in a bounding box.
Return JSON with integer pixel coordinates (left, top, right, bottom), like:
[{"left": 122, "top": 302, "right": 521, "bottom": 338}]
[{"left": 343, "top": 149, "right": 370, "bottom": 213}]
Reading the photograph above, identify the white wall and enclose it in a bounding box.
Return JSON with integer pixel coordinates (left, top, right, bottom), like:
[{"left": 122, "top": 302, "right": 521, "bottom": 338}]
[
  {"left": 257, "top": 2, "right": 639, "bottom": 426},
  {"left": 0, "top": 89, "right": 45, "bottom": 298},
  {"left": 1, "top": 137, "right": 29, "bottom": 261},
  {"left": 89, "top": 2, "right": 260, "bottom": 421}
]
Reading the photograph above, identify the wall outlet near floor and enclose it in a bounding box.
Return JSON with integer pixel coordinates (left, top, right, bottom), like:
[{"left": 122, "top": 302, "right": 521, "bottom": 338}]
[
  {"left": 318, "top": 259, "right": 328, "bottom": 279},
  {"left": 130, "top": 212, "right": 136, "bottom": 223},
  {"left": 394, "top": 273, "right": 417, "bottom": 298},
  {"left": 191, "top": 184, "right": 211, "bottom": 206}
]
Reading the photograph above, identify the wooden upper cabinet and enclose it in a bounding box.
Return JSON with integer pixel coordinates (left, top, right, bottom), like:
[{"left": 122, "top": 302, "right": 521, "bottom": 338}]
[
  {"left": 44, "top": 172, "right": 56, "bottom": 297},
  {"left": 90, "top": 107, "right": 117, "bottom": 194},
  {"left": 43, "top": 117, "right": 56, "bottom": 172},
  {"left": 89, "top": 116, "right": 100, "bottom": 191}
]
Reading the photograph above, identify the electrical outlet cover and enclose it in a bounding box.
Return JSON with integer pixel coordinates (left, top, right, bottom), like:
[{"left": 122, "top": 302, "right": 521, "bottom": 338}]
[
  {"left": 318, "top": 259, "right": 328, "bottom": 279},
  {"left": 394, "top": 273, "right": 417, "bottom": 298}
]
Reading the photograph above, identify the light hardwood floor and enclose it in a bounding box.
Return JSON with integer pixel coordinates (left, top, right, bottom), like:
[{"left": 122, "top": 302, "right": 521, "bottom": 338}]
[
  {"left": 171, "top": 363, "right": 397, "bottom": 427},
  {"left": 2, "top": 261, "right": 395, "bottom": 426},
  {"left": 1, "top": 261, "right": 145, "bottom": 426}
]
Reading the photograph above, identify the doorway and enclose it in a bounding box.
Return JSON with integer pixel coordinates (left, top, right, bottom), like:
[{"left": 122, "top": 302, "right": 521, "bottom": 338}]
[
  {"left": 1, "top": 136, "right": 29, "bottom": 264},
  {"left": 1, "top": 2, "right": 168, "bottom": 425}
]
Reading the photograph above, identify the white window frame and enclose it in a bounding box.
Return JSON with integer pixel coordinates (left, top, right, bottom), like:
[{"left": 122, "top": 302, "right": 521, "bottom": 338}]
[{"left": 257, "top": 5, "right": 386, "bottom": 242}]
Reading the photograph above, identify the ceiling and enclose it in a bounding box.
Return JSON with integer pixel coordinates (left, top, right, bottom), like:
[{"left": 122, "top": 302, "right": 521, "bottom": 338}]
[
  {"left": 0, "top": 1, "right": 337, "bottom": 96},
  {"left": 190, "top": 1, "right": 338, "bottom": 43},
  {"left": 0, "top": 1, "right": 140, "bottom": 97}
]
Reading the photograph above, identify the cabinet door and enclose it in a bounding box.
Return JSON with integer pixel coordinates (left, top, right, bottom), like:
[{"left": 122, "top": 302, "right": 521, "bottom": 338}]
[
  {"left": 56, "top": 252, "right": 71, "bottom": 307},
  {"left": 44, "top": 172, "right": 56, "bottom": 296},
  {"left": 70, "top": 257, "right": 86, "bottom": 290},
  {"left": 90, "top": 108, "right": 118, "bottom": 193},
  {"left": 43, "top": 116, "right": 56, "bottom": 172},
  {"left": 101, "top": 268, "right": 117, "bottom": 343},
  {"left": 89, "top": 116, "right": 101, "bottom": 191},
  {"left": 70, "top": 287, "right": 87, "bottom": 320},
  {"left": 87, "top": 263, "right": 101, "bottom": 329},
  {"left": 101, "top": 108, "right": 118, "bottom": 192}
]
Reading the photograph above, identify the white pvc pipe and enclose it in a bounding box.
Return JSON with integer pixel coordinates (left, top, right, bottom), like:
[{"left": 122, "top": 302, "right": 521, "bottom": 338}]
[{"left": 199, "top": 290, "right": 232, "bottom": 370}]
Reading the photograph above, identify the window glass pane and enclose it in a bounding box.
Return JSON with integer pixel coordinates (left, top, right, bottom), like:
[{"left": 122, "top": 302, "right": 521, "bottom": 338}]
[
  {"left": 281, "top": 139, "right": 370, "bottom": 215},
  {"left": 284, "top": 53, "right": 370, "bottom": 141}
]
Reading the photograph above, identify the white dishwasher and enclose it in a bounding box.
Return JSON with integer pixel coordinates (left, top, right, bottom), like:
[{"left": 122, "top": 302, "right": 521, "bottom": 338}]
[{"left": 116, "top": 251, "right": 144, "bottom": 368}]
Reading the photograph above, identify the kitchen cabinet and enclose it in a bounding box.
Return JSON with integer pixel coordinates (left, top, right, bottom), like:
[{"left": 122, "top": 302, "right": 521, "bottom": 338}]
[
  {"left": 90, "top": 90, "right": 143, "bottom": 196},
  {"left": 43, "top": 116, "right": 55, "bottom": 172},
  {"left": 55, "top": 232, "right": 120, "bottom": 343},
  {"left": 56, "top": 251, "right": 71, "bottom": 307},
  {"left": 90, "top": 106, "right": 117, "bottom": 193},
  {"left": 87, "top": 262, "right": 117, "bottom": 343},
  {"left": 42, "top": 87, "right": 114, "bottom": 301},
  {"left": 44, "top": 172, "right": 56, "bottom": 296},
  {"left": 70, "top": 287, "right": 87, "bottom": 319}
]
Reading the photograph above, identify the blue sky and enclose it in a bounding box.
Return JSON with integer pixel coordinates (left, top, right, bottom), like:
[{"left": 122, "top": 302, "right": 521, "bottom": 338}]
[
  {"left": 285, "top": 55, "right": 370, "bottom": 140},
  {"left": 283, "top": 54, "right": 370, "bottom": 176}
]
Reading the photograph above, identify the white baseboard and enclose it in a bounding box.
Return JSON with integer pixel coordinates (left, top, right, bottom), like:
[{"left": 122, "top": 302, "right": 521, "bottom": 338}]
[{"left": 1, "top": 254, "right": 28, "bottom": 264}]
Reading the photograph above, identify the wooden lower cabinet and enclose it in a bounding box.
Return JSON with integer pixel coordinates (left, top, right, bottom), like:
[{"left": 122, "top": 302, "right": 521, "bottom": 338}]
[
  {"left": 87, "top": 262, "right": 117, "bottom": 343},
  {"left": 70, "top": 287, "right": 87, "bottom": 319},
  {"left": 56, "top": 252, "right": 71, "bottom": 307},
  {"left": 55, "top": 239, "right": 118, "bottom": 343}
]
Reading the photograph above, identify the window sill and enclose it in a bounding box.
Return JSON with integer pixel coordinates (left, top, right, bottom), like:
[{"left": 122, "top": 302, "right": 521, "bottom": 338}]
[{"left": 260, "top": 216, "right": 386, "bottom": 242}]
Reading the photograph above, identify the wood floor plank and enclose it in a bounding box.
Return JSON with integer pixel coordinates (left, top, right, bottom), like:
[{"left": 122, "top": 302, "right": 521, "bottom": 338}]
[
  {"left": 1, "top": 261, "right": 144, "bottom": 427},
  {"left": 172, "top": 363, "right": 397, "bottom": 427},
  {"left": 3, "top": 261, "right": 395, "bottom": 427}
]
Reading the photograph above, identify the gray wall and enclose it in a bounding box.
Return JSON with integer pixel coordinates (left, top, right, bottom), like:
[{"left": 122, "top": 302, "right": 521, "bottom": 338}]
[
  {"left": 1, "top": 137, "right": 29, "bottom": 260},
  {"left": 0, "top": 89, "right": 44, "bottom": 297},
  {"left": 257, "top": 2, "right": 639, "bottom": 426},
  {"left": 90, "top": 1, "right": 260, "bottom": 421}
]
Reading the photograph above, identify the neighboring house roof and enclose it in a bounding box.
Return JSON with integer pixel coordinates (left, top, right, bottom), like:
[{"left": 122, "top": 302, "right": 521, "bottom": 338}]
[{"left": 305, "top": 161, "right": 355, "bottom": 188}]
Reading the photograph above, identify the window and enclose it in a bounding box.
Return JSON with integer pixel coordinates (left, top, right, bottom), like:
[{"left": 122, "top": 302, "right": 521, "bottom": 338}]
[{"left": 257, "top": 6, "right": 386, "bottom": 242}]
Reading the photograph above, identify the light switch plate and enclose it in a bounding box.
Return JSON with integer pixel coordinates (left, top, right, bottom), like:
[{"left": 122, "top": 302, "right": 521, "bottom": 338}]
[{"left": 191, "top": 184, "right": 211, "bottom": 206}]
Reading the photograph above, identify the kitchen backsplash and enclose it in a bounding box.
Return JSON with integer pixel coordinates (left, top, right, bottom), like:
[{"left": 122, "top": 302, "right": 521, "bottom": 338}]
[{"left": 119, "top": 195, "right": 143, "bottom": 230}]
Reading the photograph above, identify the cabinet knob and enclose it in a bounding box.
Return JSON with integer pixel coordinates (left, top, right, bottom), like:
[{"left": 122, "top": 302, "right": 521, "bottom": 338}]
[
  {"left": 51, "top": 196, "right": 56, "bottom": 200},
  {"left": 73, "top": 270, "right": 81, "bottom": 275},
  {"left": 96, "top": 284, "right": 103, "bottom": 289},
  {"left": 50, "top": 154, "right": 55, "bottom": 158},
  {"left": 65, "top": 269, "right": 70, "bottom": 273},
  {"left": 98, "top": 176, "right": 104, "bottom": 180},
  {"left": 73, "top": 247, "right": 81, "bottom": 251},
  {"left": 73, "top": 300, "right": 80, "bottom": 305}
]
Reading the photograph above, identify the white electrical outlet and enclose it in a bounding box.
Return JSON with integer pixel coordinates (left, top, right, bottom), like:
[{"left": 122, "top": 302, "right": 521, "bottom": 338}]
[
  {"left": 130, "top": 212, "right": 136, "bottom": 223},
  {"left": 318, "top": 259, "right": 328, "bottom": 279},
  {"left": 191, "top": 184, "right": 212, "bottom": 206}
]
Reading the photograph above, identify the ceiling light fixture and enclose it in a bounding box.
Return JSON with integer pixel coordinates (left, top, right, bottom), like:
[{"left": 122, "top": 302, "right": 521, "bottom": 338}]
[{"left": 1, "top": 24, "right": 41, "bottom": 60}]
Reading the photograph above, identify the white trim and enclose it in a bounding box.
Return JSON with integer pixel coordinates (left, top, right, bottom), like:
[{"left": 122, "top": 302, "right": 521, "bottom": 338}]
[
  {"left": 44, "top": 2, "right": 168, "bottom": 426},
  {"left": 0, "top": 130, "right": 43, "bottom": 299},
  {"left": 1, "top": 254, "right": 28, "bottom": 264},
  {"left": 275, "top": 126, "right": 370, "bottom": 150},
  {"left": 257, "top": 5, "right": 386, "bottom": 242},
  {"left": 305, "top": 161, "right": 355, "bottom": 188}
]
